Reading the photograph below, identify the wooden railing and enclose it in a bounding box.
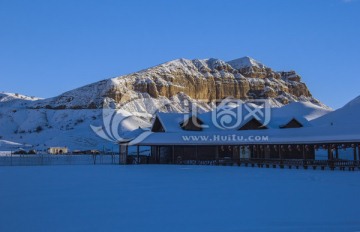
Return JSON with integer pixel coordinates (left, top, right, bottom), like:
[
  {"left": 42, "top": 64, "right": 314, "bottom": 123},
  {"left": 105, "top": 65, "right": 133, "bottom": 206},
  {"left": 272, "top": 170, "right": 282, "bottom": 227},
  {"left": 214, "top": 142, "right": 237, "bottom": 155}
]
[{"left": 233, "top": 158, "right": 359, "bottom": 171}]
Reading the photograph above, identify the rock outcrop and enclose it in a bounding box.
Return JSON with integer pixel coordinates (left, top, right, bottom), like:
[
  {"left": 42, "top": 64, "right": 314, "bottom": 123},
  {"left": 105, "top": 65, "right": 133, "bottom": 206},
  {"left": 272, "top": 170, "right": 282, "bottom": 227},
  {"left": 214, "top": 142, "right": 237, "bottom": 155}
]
[
  {"left": 109, "top": 57, "right": 319, "bottom": 106},
  {"left": 30, "top": 56, "right": 326, "bottom": 111}
]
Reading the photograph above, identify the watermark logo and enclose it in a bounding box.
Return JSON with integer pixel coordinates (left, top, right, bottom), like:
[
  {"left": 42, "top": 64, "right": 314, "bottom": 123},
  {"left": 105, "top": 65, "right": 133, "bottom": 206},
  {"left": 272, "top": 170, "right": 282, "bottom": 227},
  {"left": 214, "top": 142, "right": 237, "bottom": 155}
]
[
  {"left": 91, "top": 97, "right": 272, "bottom": 144},
  {"left": 244, "top": 99, "right": 271, "bottom": 126},
  {"left": 211, "top": 98, "right": 271, "bottom": 130},
  {"left": 90, "top": 98, "right": 173, "bottom": 144},
  {"left": 90, "top": 105, "right": 130, "bottom": 143},
  {"left": 212, "top": 98, "right": 243, "bottom": 130},
  {"left": 182, "top": 134, "right": 270, "bottom": 142},
  {"left": 243, "top": 99, "right": 271, "bottom": 126}
]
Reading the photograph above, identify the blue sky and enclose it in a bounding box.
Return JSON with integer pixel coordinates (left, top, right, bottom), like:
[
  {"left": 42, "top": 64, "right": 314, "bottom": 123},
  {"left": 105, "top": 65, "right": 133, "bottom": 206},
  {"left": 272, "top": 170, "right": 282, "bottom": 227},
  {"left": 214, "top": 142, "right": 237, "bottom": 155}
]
[{"left": 0, "top": 0, "right": 359, "bottom": 109}]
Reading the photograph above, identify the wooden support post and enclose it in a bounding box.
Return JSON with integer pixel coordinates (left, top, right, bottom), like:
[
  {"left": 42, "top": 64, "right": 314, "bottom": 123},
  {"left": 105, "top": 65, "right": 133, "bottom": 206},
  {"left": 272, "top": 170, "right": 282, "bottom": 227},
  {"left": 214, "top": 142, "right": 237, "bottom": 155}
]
[
  {"left": 258, "top": 145, "right": 263, "bottom": 159},
  {"left": 335, "top": 146, "right": 339, "bottom": 159},
  {"left": 235, "top": 146, "right": 240, "bottom": 164},
  {"left": 328, "top": 146, "right": 332, "bottom": 160},
  {"left": 153, "top": 146, "right": 157, "bottom": 163},
  {"left": 354, "top": 144, "right": 358, "bottom": 161},
  {"left": 303, "top": 145, "right": 306, "bottom": 160},
  {"left": 172, "top": 146, "right": 175, "bottom": 164},
  {"left": 119, "top": 143, "right": 128, "bottom": 165},
  {"left": 279, "top": 145, "right": 282, "bottom": 160},
  {"left": 137, "top": 146, "right": 140, "bottom": 164},
  {"left": 126, "top": 145, "right": 129, "bottom": 164},
  {"left": 119, "top": 144, "right": 121, "bottom": 165},
  {"left": 195, "top": 145, "right": 198, "bottom": 164},
  {"left": 157, "top": 146, "right": 160, "bottom": 164}
]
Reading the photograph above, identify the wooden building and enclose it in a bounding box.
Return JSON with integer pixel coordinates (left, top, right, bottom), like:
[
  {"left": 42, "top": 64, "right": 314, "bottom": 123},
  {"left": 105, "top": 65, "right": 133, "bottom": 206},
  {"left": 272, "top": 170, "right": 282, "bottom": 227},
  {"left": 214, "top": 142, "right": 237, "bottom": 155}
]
[{"left": 123, "top": 109, "right": 360, "bottom": 166}]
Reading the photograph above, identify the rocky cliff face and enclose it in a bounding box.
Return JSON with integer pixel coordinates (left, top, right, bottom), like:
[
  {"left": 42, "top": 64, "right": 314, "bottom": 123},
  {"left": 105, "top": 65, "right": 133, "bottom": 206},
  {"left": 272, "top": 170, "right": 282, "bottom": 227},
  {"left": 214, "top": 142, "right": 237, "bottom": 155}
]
[{"left": 30, "top": 56, "right": 325, "bottom": 113}]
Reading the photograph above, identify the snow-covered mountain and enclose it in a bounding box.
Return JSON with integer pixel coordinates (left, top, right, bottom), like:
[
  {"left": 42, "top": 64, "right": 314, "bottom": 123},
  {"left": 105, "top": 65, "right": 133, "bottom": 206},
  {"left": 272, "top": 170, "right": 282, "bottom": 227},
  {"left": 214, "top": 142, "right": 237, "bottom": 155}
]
[
  {"left": 0, "top": 56, "right": 333, "bottom": 151},
  {"left": 22, "top": 56, "right": 327, "bottom": 111}
]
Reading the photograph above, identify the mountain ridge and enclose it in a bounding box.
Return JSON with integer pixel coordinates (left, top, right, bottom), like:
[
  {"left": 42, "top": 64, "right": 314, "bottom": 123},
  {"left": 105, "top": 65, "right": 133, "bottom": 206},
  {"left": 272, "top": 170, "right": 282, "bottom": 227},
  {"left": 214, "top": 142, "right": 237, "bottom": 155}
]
[
  {"left": 2, "top": 56, "right": 329, "bottom": 112},
  {"left": 21, "top": 56, "right": 327, "bottom": 112},
  {"left": 0, "top": 56, "right": 335, "bottom": 150}
]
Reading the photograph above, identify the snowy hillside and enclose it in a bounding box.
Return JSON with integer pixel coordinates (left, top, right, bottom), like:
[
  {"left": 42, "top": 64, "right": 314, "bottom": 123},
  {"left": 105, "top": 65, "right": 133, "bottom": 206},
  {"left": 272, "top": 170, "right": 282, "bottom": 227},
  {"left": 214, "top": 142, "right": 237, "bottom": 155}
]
[
  {"left": 0, "top": 100, "right": 150, "bottom": 151},
  {"left": 312, "top": 95, "right": 360, "bottom": 127},
  {"left": 272, "top": 101, "right": 332, "bottom": 121}
]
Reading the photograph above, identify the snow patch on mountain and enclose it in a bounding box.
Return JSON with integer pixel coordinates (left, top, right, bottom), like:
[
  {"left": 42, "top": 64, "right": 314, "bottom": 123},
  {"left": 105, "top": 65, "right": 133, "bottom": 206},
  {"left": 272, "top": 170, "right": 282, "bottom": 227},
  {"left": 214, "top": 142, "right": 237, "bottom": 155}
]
[
  {"left": 0, "top": 92, "right": 41, "bottom": 102},
  {"left": 227, "top": 56, "right": 266, "bottom": 69}
]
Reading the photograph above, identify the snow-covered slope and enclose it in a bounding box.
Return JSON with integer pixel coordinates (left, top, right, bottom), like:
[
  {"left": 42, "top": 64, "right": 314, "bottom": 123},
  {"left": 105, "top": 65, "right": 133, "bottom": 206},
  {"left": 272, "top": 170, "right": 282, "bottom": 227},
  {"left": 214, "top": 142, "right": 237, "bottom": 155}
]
[
  {"left": 0, "top": 92, "right": 41, "bottom": 109},
  {"left": 311, "top": 95, "right": 360, "bottom": 127},
  {"left": 272, "top": 101, "right": 332, "bottom": 121},
  {"left": 0, "top": 106, "right": 150, "bottom": 151}
]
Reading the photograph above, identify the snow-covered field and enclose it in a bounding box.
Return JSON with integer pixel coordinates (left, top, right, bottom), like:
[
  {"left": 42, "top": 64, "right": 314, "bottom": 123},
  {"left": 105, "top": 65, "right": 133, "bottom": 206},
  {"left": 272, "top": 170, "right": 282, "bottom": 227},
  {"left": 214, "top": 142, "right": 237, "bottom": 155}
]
[{"left": 0, "top": 165, "right": 359, "bottom": 232}]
